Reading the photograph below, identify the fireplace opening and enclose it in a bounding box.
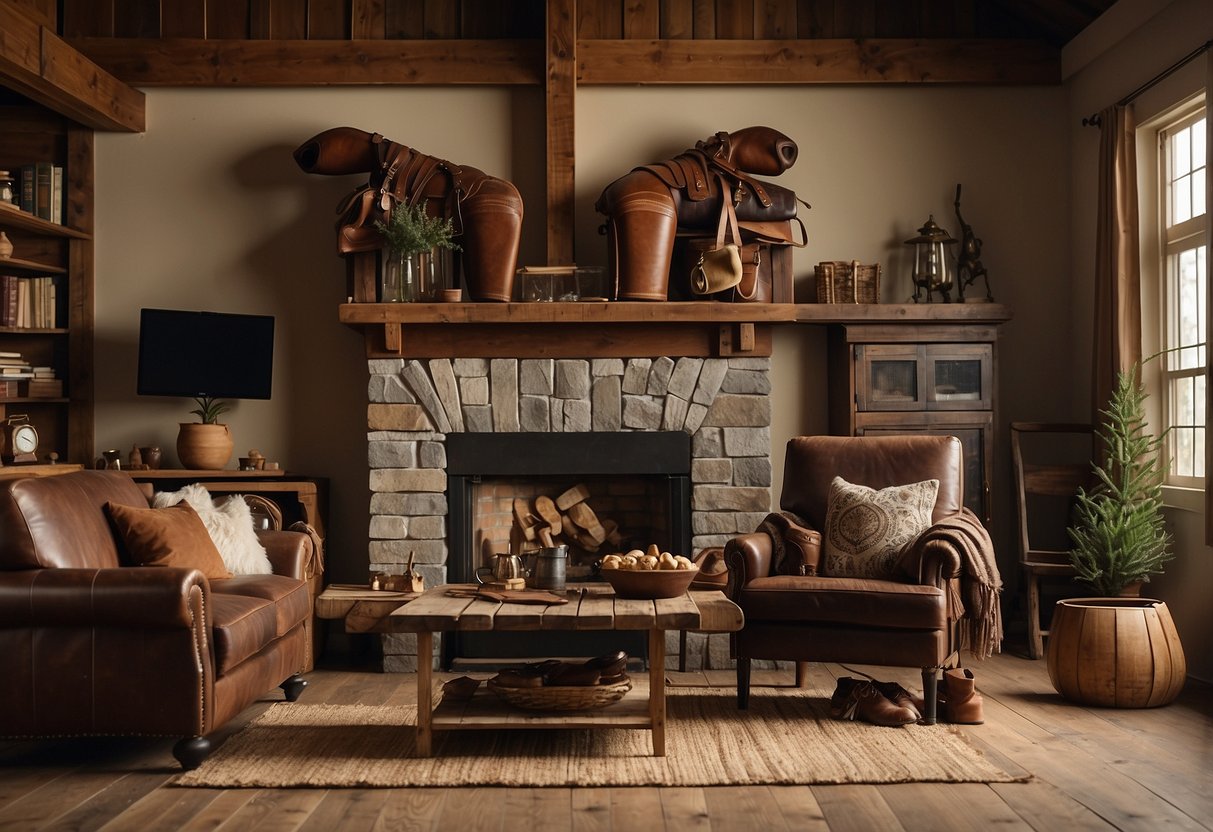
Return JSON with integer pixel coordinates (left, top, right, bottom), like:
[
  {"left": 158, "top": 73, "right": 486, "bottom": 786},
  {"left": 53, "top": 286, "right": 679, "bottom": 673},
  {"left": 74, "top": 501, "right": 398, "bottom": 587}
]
[{"left": 445, "top": 431, "right": 691, "bottom": 666}]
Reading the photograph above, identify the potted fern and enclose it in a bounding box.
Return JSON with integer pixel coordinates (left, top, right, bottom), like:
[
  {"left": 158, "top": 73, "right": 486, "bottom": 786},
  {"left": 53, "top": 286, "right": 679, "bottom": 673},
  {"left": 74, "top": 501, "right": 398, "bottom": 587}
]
[
  {"left": 374, "top": 203, "right": 460, "bottom": 302},
  {"left": 177, "top": 395, "right": 234, "bottom": 469},
  {"left": 1047, "top": 364, "right": 1186, "bottom": 708}
]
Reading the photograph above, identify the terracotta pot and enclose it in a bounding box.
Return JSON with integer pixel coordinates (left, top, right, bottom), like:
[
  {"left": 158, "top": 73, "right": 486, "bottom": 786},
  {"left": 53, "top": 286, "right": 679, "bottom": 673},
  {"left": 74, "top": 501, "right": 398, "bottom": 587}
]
[
  {"left": 176, "top": 423, "right": 234, "bottom": 470},
  {"left": 1047, "top": 598, "right": 1186, "bottom": 708}
]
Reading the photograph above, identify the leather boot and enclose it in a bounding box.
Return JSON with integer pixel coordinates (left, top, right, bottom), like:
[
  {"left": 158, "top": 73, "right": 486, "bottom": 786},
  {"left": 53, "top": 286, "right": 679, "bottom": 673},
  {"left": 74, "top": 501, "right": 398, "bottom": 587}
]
[
  {"left": 874, "top": 681, "right": 922, "bottom": 721},
  {"left": 834, "top": 680, "right": 917, "bottom": 727},
  {"left": 940, "top": 668, "right": 985, "bottom": 724}
]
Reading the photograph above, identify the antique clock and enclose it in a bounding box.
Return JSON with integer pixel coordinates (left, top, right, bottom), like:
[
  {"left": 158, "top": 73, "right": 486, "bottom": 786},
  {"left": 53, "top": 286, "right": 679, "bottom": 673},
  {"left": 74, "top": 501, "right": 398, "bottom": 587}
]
[{"left": 2, "top": 415, "right": 39, "bottom": 464}]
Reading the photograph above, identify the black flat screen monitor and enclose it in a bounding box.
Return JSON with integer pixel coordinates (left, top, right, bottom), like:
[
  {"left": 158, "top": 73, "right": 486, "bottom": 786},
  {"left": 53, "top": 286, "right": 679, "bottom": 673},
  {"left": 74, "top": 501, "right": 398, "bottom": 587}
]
[{"left": 137, "top": 308, "right": 274, "bottom": 400}]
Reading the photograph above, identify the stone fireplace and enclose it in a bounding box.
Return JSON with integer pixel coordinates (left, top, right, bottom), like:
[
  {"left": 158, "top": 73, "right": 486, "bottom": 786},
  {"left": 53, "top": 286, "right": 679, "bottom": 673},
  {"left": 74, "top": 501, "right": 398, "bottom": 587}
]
[{"left": 365, "top": 354, "right": 772, "bottom": 671}]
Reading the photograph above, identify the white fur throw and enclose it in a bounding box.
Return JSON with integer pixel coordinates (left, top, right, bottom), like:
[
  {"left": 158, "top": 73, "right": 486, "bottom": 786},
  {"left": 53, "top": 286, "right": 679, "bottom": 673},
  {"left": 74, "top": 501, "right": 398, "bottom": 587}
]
[{"left": 152, "top": 483, "right": 273, "bottom": 575}]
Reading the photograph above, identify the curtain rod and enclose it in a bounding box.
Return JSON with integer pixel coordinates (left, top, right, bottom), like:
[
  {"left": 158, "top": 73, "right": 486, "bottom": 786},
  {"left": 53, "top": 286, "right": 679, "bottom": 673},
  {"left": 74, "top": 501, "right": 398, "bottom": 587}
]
[{"left": 1082, "top": 39, "right": 1212, "bottom": 127}]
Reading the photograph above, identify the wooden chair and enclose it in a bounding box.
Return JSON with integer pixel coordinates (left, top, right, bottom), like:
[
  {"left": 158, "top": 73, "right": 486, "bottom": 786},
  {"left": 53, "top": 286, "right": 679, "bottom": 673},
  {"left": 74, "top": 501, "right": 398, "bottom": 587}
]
[{"left": 1010, "top": 422, "right": 1094, "bottom": 659}]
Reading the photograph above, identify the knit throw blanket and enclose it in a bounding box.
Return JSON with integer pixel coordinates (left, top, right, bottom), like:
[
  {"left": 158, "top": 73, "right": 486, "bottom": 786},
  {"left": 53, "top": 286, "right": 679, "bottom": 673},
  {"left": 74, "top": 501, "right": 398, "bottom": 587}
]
[{"left": 915, "top": 508, "right": 1004, "bottom": 660}]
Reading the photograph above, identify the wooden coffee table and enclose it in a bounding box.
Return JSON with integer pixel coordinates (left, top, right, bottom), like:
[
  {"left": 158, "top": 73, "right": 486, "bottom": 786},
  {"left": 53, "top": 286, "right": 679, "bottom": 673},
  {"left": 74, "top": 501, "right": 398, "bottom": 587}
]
[{"left": 387, "top": 583, "right": 743, "bottom": 757}]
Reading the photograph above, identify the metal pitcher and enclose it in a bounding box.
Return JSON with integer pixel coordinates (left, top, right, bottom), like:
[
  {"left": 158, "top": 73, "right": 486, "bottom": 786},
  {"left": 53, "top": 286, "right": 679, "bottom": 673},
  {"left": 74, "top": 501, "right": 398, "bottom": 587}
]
[
  {"left": 529, "top": 545, "right": 568, "bottom": 591},
  {"left": 475, "top": 553, "right": 526, "bottom": 585}
]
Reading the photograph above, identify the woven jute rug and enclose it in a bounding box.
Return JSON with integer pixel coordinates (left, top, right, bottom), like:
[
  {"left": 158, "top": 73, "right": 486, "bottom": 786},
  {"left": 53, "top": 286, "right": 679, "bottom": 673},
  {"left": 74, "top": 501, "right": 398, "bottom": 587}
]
[{"left": 176, "top": 686, "right": 1020, "bottom": 788}]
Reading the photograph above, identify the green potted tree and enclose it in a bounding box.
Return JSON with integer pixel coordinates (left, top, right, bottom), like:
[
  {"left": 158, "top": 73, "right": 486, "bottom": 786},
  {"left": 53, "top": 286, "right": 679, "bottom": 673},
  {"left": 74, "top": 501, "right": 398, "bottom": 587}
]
[
  {"left": 374, "top": 203, "right": 460, "bottom": 302},
  {"left": 1047, "top": 365, "right": 1186, "bottom": 708}
]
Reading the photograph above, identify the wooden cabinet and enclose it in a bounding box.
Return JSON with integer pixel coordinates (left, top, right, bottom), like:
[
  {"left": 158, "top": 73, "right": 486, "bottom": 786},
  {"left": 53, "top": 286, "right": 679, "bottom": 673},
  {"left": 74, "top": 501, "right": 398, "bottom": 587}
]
[
  {"left": 0, "top": 107, "right": 93, "bottom": 465},
  {"left": 829, "top": 320, "right": 1004, "bottom": 525}
]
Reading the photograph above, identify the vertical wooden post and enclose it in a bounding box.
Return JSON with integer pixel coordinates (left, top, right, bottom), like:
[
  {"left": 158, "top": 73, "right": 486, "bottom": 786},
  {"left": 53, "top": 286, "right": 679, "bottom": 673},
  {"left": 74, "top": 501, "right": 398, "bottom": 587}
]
[{"left": 546, "top": 0, "right": 576, "bottom": 265}]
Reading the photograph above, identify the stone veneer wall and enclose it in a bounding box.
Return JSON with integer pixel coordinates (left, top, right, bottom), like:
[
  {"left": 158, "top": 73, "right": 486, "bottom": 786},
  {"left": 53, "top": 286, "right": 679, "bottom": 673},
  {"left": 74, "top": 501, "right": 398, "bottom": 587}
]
[{"left": 366, "top": 355, "right": 772, "bottom": 672}]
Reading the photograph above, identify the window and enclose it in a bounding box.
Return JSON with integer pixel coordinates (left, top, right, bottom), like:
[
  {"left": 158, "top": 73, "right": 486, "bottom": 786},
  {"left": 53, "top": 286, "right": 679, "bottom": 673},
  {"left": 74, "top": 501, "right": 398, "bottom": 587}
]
[{"left": 1157, "top": 107, "right": 1207, "bottom": 487}]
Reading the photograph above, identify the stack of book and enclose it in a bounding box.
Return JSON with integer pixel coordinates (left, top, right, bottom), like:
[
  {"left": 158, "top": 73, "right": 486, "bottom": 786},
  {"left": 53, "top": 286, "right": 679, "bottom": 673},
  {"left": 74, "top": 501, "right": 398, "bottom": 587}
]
[
  {"left": 18, "top": 163, "right": 63, "bottom": 224},
  {"left": 0, "top": 354, "right": 61, "bottom": 399},
  {"left": 0, "top": 275, "right": 57, "bottom": 328}
]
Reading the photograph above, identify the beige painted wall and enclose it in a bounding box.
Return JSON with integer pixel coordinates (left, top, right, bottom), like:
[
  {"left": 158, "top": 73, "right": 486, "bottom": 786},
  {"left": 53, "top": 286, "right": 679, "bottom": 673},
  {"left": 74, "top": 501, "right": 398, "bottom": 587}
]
[
  {"left": 95, "top": 82, "right": 1071, "bottom": 615},
  {"left": 1063, "top": 0, "right": 1213, "bottom": 681}
]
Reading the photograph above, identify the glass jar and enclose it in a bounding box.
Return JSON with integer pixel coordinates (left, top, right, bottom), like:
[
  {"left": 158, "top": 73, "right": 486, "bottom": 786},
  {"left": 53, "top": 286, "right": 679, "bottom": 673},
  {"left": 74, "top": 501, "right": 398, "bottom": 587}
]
[
  {"left": 380, "top": 249, "right": 418, "bottom": 303},
  {"left": 0, "top": 170, "right": 14, "bottom": 206}
]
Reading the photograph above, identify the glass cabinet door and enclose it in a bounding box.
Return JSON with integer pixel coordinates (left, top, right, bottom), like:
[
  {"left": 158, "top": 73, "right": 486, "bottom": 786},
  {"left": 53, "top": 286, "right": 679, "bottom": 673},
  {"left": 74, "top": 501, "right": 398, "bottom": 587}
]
[
  {"left": 925, "top": 344, "right": 992, "bottom": 410},
  {"left": 855, "top": 345, "right": 927, "bottom": 411}
]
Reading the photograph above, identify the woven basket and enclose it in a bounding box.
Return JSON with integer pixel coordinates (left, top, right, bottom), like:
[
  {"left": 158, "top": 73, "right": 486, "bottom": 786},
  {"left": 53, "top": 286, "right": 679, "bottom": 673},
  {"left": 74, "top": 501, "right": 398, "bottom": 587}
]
[
  {"left": 815, "top": 260, "right": 881, "bottom": 303},
  {"left": 487, "top": 676, "right": 633, "bottom": 711}
]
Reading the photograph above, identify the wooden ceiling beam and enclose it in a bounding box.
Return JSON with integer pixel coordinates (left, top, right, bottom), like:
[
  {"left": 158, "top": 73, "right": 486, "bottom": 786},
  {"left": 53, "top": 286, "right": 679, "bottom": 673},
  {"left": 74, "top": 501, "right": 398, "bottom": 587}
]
[
  {"left": 0, "top": 1, "right": 144, "bottom": 132},
  {"left": 69, "top": 35, "right": 1059, "bottom": 87},
  {"left": 69, "top": 38, "right": 544, "bottom": 86},
  {"left": 577, "top": 38, "right": 1060, "bottom": 85}
]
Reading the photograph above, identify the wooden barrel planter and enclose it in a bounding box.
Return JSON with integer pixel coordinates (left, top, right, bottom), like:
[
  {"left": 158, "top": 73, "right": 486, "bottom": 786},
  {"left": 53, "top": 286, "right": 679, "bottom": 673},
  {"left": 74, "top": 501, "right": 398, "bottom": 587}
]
[{"left": 1047, "top": 598, "right": 1186, "bottom": 708}]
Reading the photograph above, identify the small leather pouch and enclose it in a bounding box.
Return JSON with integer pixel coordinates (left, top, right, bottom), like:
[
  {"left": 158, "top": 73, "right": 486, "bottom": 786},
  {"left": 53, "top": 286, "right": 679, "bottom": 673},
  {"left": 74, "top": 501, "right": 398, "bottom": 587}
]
[{"left": 691, "top": 243, "right": 742, "bottom": 294}]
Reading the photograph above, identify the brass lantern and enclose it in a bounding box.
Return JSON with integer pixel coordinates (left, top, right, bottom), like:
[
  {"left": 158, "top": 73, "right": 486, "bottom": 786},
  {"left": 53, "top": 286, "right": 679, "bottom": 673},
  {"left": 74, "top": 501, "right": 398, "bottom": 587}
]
[{"left": 904, "top": 215, "right": 956, "bottom": 303}]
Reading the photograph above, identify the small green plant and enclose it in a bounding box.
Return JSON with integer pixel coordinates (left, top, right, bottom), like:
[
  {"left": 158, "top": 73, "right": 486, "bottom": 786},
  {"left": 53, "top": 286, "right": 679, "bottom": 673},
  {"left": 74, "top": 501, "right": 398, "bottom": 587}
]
[
  {"left": 1067, "top": 365, "right": 1173, "bottom": 596},
  {"left": 374, "top": 203, "right": 460, "bottom": 257},
  {"left": 190, "top": 396, "right": 230, "bottom": 425}
]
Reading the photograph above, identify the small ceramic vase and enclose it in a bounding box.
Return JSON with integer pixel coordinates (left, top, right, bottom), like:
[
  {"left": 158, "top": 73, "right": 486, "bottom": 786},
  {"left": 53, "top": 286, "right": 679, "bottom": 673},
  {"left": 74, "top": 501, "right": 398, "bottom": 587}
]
[{"left": 0, "top": 232, "right": 12, "bottom": 259}]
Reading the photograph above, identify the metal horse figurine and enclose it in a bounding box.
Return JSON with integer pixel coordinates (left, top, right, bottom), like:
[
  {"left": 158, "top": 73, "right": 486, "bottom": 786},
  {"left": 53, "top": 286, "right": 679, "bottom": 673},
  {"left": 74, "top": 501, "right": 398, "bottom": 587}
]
[
  {"left": 293, "top": 127, "right": 524, "bottom": 302},
  {"left": 596, "top": 126, "right": 806, "bottom": 300},
  {"left": 954, "top": 184, "right": 992, "bottom": 302}
]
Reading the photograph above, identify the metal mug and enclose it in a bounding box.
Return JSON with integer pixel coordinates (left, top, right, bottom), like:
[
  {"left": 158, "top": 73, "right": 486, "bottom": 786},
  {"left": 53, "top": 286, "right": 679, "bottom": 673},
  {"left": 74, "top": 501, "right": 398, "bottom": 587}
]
[
  {"left": 529, "top": 545, "right": 568, "bottom": 591},
  {"left": 475, "top": 553, "right": 526, "bottom": 585}
]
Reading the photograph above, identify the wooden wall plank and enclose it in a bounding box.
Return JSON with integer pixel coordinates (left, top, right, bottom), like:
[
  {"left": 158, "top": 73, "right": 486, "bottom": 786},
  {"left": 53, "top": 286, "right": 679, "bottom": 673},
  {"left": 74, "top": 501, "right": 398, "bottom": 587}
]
[
  {"left": 352, "top": 0, "right": 387, "bottom": 38},
  {"left": 250, "top": 0, "right": 271, "bottom": 38},
  {"left": 578, "top": 0, "right": 621, "bottom": 38},
  {"left": 308, "top": 0, "right": 348, "bottom": 38},
  {"left": 874, "top": 0, "right": 915, "bottom": 38},
  {"left": 577, "top": 37, "right": 1059, "bottom": 84},
  {"left": 62, "top": 0, "right": 113, "bottom": 37},
  {"left": 10, "top": 0, "right": 54, "bottom": 29},
  {"left": 72, "top": 38, "right": 541, "bottom": 85},
  {"left": 796, "top": 0, "right": 830, "bottom": 36},
  {"left": 546, "top": 0, "right": 576, "bottom": 265},
  {"left": 113, "top": 0, "right": 159, "bottom": 38},
  {"left": 661, "top": 0, "right": 694, "bottom": 38},
  {"left": 692, "top": 0, "right": 714, "bottom": 37},
  {"left": 834, "top": 0, "right": 875, "bottom": 38},
  {"left": 208, "top": 0, "right": 251, "bottom": 39},
  {"left": 385, "top": 0, "right": 424, "bottom": 38},
  {"left": 755, "top": 0, "right": 795, "bottom": 38},
  {"left": 269, "top": 0, "right": 307, "bottom": 38},
  {"left": 623, "top": 0, "right": 660, "bottom": 39},
  {"left": 715, "top": 0, "right": 752, "bottom": 38},
  {"left": 460, "top": 0, "right": 502, "bottom": 38},
  {"left": 424, "top": 0, "right": 459, "bottom": 37},
  {"left": 162, "top": 2, "right": 207, "bottom": 37}
]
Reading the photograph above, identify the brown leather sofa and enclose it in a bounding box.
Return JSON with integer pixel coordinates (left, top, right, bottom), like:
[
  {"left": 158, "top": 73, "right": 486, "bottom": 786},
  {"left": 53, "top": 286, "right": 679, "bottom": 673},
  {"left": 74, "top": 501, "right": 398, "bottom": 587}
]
[
  {"left": 726, "top": 435, "right": 993, "bottom": 723},
  {"left": 0, "top": 471, "right": 314, "bottom": 769}
]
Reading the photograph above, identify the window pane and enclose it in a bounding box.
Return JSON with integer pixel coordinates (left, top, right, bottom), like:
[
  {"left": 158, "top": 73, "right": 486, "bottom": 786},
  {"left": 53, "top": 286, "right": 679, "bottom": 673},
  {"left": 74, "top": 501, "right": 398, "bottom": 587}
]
[
  {"left": 1175, "top": 427, "right": 1195, "bottom": 477},
  {"left": 1194, "top": 118, "right": 1206, "bottom": 169},
  {"left": 1195, "top": 167, "right": 1207, "bottom": 217},
  {"left": 1173, "top": 174, "right": 1192, "bottom": 224},
  {"left": 1174, "top": 127, "right": 1192, "bottom": 177}
]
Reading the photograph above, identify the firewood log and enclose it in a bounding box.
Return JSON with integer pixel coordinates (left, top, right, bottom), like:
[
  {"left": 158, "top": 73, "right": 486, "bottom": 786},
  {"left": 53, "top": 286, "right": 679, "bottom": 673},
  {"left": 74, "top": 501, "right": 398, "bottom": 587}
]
[
  {"left": 556, "top": 483, "right": 591, "bottom": 511},
  {"left": 566, "top": 502, "right": 607, "bottom": 543},
  {"left": 534, "top": 495, "right": 562, "bottom": 528}
]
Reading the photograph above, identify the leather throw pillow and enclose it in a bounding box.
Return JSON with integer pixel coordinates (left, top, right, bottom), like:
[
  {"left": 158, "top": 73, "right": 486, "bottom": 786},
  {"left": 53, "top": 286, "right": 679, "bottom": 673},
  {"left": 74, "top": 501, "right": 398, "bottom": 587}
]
[
  {"left": 105, "top": 500, "right": 233, "bottom": 580},
  {"left": 822, "top": 476, "right": 939, "bottom": 579}
]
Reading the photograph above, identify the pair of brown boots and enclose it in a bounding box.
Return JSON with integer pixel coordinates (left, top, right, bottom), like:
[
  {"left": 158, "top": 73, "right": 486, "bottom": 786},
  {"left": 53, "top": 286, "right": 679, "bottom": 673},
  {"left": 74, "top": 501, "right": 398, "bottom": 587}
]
[
  {"left": 829, "top": 677, "right": 922, "bottom": 727},
  {"left": 830, "top": 668, "right": 986, "bottom": 727}
]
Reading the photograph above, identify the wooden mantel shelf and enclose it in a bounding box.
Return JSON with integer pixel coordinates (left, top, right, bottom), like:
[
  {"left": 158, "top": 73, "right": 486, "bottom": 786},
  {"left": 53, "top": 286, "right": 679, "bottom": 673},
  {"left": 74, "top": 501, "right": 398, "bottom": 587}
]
[{"left": 341, "top": 302, "right": 1013, "bottom": 360}]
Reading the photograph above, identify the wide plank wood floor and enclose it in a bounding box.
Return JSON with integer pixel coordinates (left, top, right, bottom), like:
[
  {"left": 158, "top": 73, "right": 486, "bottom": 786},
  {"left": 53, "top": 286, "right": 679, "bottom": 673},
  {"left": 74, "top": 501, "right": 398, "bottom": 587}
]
[{"left": 0, "top": 651, "right": 1209, "bottom": 831}]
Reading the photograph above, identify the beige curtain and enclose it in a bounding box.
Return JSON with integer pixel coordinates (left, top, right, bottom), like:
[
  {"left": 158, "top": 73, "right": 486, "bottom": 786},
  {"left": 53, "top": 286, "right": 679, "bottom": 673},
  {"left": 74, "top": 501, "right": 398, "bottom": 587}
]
[{"left": 1092, "top": 104, "right": 1142, "bottom": 423}]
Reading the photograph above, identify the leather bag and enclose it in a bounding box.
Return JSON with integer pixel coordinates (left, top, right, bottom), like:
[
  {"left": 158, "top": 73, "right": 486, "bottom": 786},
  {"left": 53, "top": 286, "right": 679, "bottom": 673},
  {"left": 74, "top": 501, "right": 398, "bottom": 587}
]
[{"left": 688, "top": 176, "right": 768, "bottom": 303}]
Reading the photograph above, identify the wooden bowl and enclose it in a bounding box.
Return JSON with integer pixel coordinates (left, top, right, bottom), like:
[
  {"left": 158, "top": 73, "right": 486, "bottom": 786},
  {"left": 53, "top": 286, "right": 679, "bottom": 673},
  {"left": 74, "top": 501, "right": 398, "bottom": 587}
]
[{"left": 600, "top": 566, "right": 698, "bottom": 599}]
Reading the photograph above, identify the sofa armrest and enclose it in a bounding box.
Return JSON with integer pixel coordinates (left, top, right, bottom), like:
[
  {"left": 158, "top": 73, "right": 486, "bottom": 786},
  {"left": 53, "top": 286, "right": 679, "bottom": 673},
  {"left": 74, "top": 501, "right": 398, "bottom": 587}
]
[
  {"left": 0, "top": 567, "right": 208, "bottom": 629},
  {"left": 723, "top": 532, "right": 774, "bottom": 600},
  {"left": 897, "top": 523, "right": 969, "bottom": 589},
  {"left": 257, "top": 529, "right": 313, "bottom": 580}
]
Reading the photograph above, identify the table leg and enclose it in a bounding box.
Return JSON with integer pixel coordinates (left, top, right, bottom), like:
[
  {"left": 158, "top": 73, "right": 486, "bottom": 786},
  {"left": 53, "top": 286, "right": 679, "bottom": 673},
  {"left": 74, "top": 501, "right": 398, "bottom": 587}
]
[
  {"left": 416, "top": 631, "right": 433, "bottom": 757},
  {"left": 649, "top": 628, "right": 666, "bottom": 757}
]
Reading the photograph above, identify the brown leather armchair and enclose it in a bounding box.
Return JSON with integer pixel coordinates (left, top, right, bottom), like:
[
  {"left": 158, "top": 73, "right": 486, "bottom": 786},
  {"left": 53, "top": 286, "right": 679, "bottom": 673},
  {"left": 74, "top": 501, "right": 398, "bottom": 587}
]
[{"left": 726, "top": 435, "right": 995, "bottom": 723}]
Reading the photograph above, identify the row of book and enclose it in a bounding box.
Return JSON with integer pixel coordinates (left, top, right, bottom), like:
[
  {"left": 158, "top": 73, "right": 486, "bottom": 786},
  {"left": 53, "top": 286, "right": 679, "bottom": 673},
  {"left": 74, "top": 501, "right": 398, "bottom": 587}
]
[
  {"left": 0, "top": 275, "right": 57, "bottom": 329},
  {"left": 0, "top": 351, "right": 62, "bottom": 398},
  {"left": 16, "top": 163, "right": 64, "bottom": 224}
]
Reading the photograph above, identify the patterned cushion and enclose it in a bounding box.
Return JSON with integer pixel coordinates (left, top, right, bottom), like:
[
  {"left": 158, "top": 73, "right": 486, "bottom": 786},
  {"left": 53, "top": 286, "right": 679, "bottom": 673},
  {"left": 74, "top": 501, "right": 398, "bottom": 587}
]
[{"left": 822, "top": 476, "right": 938, "bottom": 578}]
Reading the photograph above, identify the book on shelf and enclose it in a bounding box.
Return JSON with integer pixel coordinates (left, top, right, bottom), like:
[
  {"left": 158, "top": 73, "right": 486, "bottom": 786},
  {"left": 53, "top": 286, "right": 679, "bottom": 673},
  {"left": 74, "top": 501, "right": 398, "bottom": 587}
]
[
  {"left": 0, "top": 380, "right": 18, "bottom": 398},
  {"left": 34, "top": 163, "right": 52, "bottom": 222},
  {"left": 17, "top": 163, "right": 63, "bottom": 224},
  {"left": 50, "top": 165, "right": 62, "bottom": 225},
  {"left": 0, "top": 276, "right": 58, "bottom": 328},
  {"left": 22, "top": 379, "right": 62, "bottom": 398},
  {"left": 19, "top": 165, "right": 34, "bottom": 214}
]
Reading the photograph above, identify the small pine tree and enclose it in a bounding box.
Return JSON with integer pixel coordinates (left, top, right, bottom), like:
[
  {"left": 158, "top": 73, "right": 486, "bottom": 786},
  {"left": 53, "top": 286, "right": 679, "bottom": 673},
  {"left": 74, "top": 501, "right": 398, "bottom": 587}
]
[{"left": 1067, "top": 365, "right": 1173, "bottom": 595}]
